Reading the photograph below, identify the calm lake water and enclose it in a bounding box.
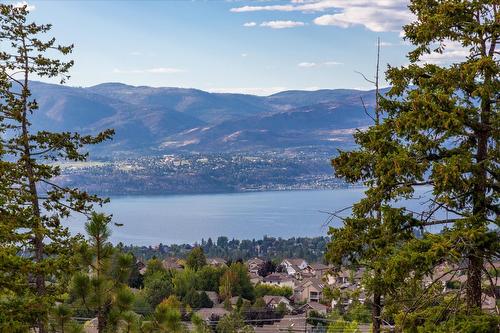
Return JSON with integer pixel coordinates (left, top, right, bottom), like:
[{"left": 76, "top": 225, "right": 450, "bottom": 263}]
[{"left": 67, "top": 187, "right": 436, "bottom": 246}]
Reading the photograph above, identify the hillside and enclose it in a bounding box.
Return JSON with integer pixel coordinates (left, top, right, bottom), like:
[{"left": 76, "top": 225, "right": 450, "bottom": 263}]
[{"left": 29, "top": 81, "right": 385, "bottom": 156}]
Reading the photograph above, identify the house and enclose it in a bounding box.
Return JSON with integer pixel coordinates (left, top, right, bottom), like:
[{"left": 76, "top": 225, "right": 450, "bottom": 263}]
[
  {"left": 195, "top": 308, "right": 230, "bottom": 323},
  {"left": 294, "top": 278, "right": 325, "bottom": 303},
  {"left": 229, "top": 296, "right": 249, "bottom": 307},
  {"left": 246, "top": 257, "right": 265, "bottom": 275},
  {"left": 280, "top": 258, "right": 308, "bottom": 276},
  {"left": 162, "top": 257, "right": 183, "bottom": 270},
  {"left": 327, "top": 269, "right": 352, "bottom": 286},
  {"left": 301, "top": 302, "right": 329, "bottom": 315},
  {"left": 207, "top": 257, "right": 227, "bottom": 267},
  {"left": 249, "top": 272, "right": 263, "bottom": 285},
  {"left": 262, "top": 273, "right": 296, "bottom": 289},
  {"left": 254, "top": 315, "right": 310, "bottom": 333},
  {"left": 253, "top": 315, "right": 312, "bottom": 333},
  {"left": 262, "top": 295, "right": 294, "bottom": 312},
  {"left": 201, "top": 291, "right": 220, "bottom": 305},
  {"left": 303, "top": 263, "right": 330, "bottom": 279}
]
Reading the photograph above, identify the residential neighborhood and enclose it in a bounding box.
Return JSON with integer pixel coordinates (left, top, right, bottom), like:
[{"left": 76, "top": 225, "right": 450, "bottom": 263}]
[{"left": 76, "top": 246, "right": 500, "bottom": 333}]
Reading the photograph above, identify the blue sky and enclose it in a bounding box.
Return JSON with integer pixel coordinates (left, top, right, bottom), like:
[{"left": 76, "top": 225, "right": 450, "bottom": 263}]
[{"left": 17, "top": 0, "right": 419, "bottom": 95}]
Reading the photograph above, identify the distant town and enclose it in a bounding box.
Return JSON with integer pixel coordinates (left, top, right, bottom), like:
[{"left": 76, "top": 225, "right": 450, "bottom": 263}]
[{"left": 55, "top": 151, "right": 351, "bottom": 195}]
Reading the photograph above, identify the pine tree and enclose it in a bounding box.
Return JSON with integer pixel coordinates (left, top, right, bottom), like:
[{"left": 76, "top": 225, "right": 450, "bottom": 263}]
[
  {"left": 328, "top": 0, "right": 498, "bottom": 330},
  {"left": 186, "top": 247, "right": 207, "bottom": 271},
  {"left": 0, "top": 4, "right": 113, "bottom": 331},
  {"left": 380, "top": 0, "right": 498, "bottom": 313},
  {"left": 328, "top": 38, "right": 416, "bottom": 332},
  {"left": 69, "top": 213, "right": 136, "bottom": 332}
]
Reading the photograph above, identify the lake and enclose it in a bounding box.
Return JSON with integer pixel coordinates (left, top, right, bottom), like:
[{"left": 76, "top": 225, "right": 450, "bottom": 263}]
[{"left": 66, "top": 187, "right": 437, "bottom": 245}]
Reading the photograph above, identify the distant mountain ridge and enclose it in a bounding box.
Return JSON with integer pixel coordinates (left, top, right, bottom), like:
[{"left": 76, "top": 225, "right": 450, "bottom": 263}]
[{"left": 28, "top": 81, "right": 386, "bottom": 156}]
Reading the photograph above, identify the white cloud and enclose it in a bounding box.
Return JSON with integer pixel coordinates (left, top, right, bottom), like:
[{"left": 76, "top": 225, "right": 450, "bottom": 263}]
[
  {"left": 231, "top": 0, "right": 413, "bottom": 33},
  {"left": 208, "top": 87, "right": 287, "bottom": 96},
  {"left": 113, "top": 67, "right": 184, "bottom": 74},
  {"left": 324, "top": 61, "right": 343, "bottom": 66},
  {"left": 379, "top": 41, "right": 394, "bottom": 47},
  {"left": 130, "top": 51, "right": 142, "bottom": 56},
  {"left": 419, "top": 41, "right": 469, "bottom": 64},
  {"left": 298, "top": 61, "right": 343, "bottom": 68},
  {"left": 243, "top": 22, "right": 257, "bottom": 27},
  {"left": 231, "top": 5, "right": 295, "bottom": 13},
  {"left": 241, "top": 53, "right": 248, "bottom": 57},
  {"left": 298, "top": 62, "right": 317, "bottom": 67},
  {"left": 260, "top": 20, "right": 305, "bottom": 29},
  {"left": 314, "top": 6, "right": 412, "bottom": 32},
  {"left": 13, "top": 1, "right": 35, "bottom": 11}
]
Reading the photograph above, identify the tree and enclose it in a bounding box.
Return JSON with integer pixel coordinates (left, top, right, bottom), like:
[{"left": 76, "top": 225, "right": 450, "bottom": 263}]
[
  {"left": 143, "top": 262, "right": 174, "bottom": 308},
  {"left": 69, "top": 213, "right": 136, "bottom": 333},
  {"left": 219, "top": 263, "right": 254, "bottom": 301},
  {"left": 186, "top": 247, "right": 207, "bottom": 271},
  {"left": 254, "top": 284, "right": 292, "bottom": 298},
  {"left": 144, "top": 296, "right": 186, "bottom": 333},
  {"left": 0, "top": 4, "right": 113, "bottom": 332},
  {"left": 381, "top": 0, "right": 499, "bottom": 313},
  {"left": 329, "top": 0, "right": 499, "bottom": 330},
  {"left": 127, "top": 253, "right": 144, "bottom": 289},
  {"left": 197, "top": 265, "right": 226, "bottom": 292},
  {"left": 328, "top": 38, "right": 414, "bottom": 333},
  {"left": 191, "top": 314, "right": 211, "bottom": 333},
  {"left": 327, "top": 319, "right": 360, "bottom": 333},
  {"left": 184, "top": 290, "right": 213, "bottom": 309},
  {"left": 49, "top": 304, "right": 84, "bottom": 333},
  {"left": 257, "top": 260, "right": 276, "bottom": 277},
  {"left": 216, "top": 312, "right": 254, "bottom": 333},
  {"left": 173, "top": 267, "right": 199, "bottom": 299}
]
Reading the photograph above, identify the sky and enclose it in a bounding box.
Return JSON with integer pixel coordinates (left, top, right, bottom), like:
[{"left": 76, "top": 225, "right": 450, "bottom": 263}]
[{"left": 11, "top": 0, "right": 464, "bottom": 95}]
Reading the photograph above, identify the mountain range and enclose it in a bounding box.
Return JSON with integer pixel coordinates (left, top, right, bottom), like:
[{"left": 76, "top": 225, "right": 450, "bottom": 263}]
[{"left": 28, "top": 81, "right": 385, "bottom": 156}]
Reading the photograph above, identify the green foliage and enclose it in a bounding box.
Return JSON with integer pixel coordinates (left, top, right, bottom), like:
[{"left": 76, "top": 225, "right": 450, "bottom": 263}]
[
  {"left": 254, "top": 284, "right": 292, "bottom": 298},
  {"left": 253, "top": 297, "right": 266, "bottom": 309},
  {"left": 147, "top": 296, "right": 186, "bottom": 333},
  {"left": 173, "top": 268, "right": 200, "bottom": 299},
  {"left": 216, "top": 312, "right": 254, "bottom": 333},
  {"left": 413, "top": 312, "right": 500, "bottom": 333},
  {"left": 48, "top": 304, "right": 83, "bottom": 333},
  {"left": 343, "top": 303, "right": 371, "bottom": 323},
  {"left": 191, "top": 314, "right": 211, "bottom": 333},
  {"left": 69, "top": 213, "right": 136, "bottom": 332},
  {"left": 276, "top": 302, "right": 288, "bottom": 316},
  {"left": 307, "top": 310, "right": 326, "bottom": 328},
  {"left": 127, "top": 253, "right": 144, "bottom": 289},
  {"left": 184, "top": 290, "right": 214, "bottom": 309},
  {"left": 124, "top": 236, "right": 330, "bottom": 263},
  {"left": 143, "top": 269, "right": 174, "bottom": 309},
  {"left": 328, "top": 0, "right": 499, "bottom": 331},
  {"left": 219, "top": 262, "right": 255, "bottom": 301},
  {"left": 186, "top": 247, "right": 207, "bottom": 271},
  {"left": 197, "top": 266, "right": 226, "bottom": 292},
  {"left": 0, "top": 4, "right": 113, "bottom": 331},
  {"left": 327, "top": 319, "right": 360, "bottom": 333}
]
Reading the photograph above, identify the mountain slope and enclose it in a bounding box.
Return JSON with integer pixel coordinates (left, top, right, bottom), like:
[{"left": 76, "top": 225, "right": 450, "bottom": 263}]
[{"left": 28, "top": 81, "right": 381, "bottom": 155}]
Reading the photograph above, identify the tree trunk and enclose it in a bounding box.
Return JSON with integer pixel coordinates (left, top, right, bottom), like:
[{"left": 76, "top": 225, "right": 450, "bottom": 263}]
[
  {"left": 98, "top": 311, "right": 105, "bottom": 333},
  {"left": 372, "top": 290, "right": 382, "bottom": 333},
  {"left": 20, "top": 50, "right": 46, "bottom": 333},
  {"left": 466, "top": 255, "right": 483, "bottom": 310}
]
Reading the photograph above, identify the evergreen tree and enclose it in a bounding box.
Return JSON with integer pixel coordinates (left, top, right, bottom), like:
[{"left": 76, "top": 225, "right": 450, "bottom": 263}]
[
  {"left": 0, "top": 4, "right": 113, "bottom": 331},
  {"left": 186, "top": 247, "right": 207, "bottom": 271},
  {"left": 328, "top": 38, "right": 415, "bottom": 332},
  {"left": 69, "top": 213, "right": 136, "bottom": 332},
  {"left": 329, "top": 0, "right": 499, "bottom": 330},
  {"left": 381, "top": 0, "right": 499, "bottom": 313}
]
